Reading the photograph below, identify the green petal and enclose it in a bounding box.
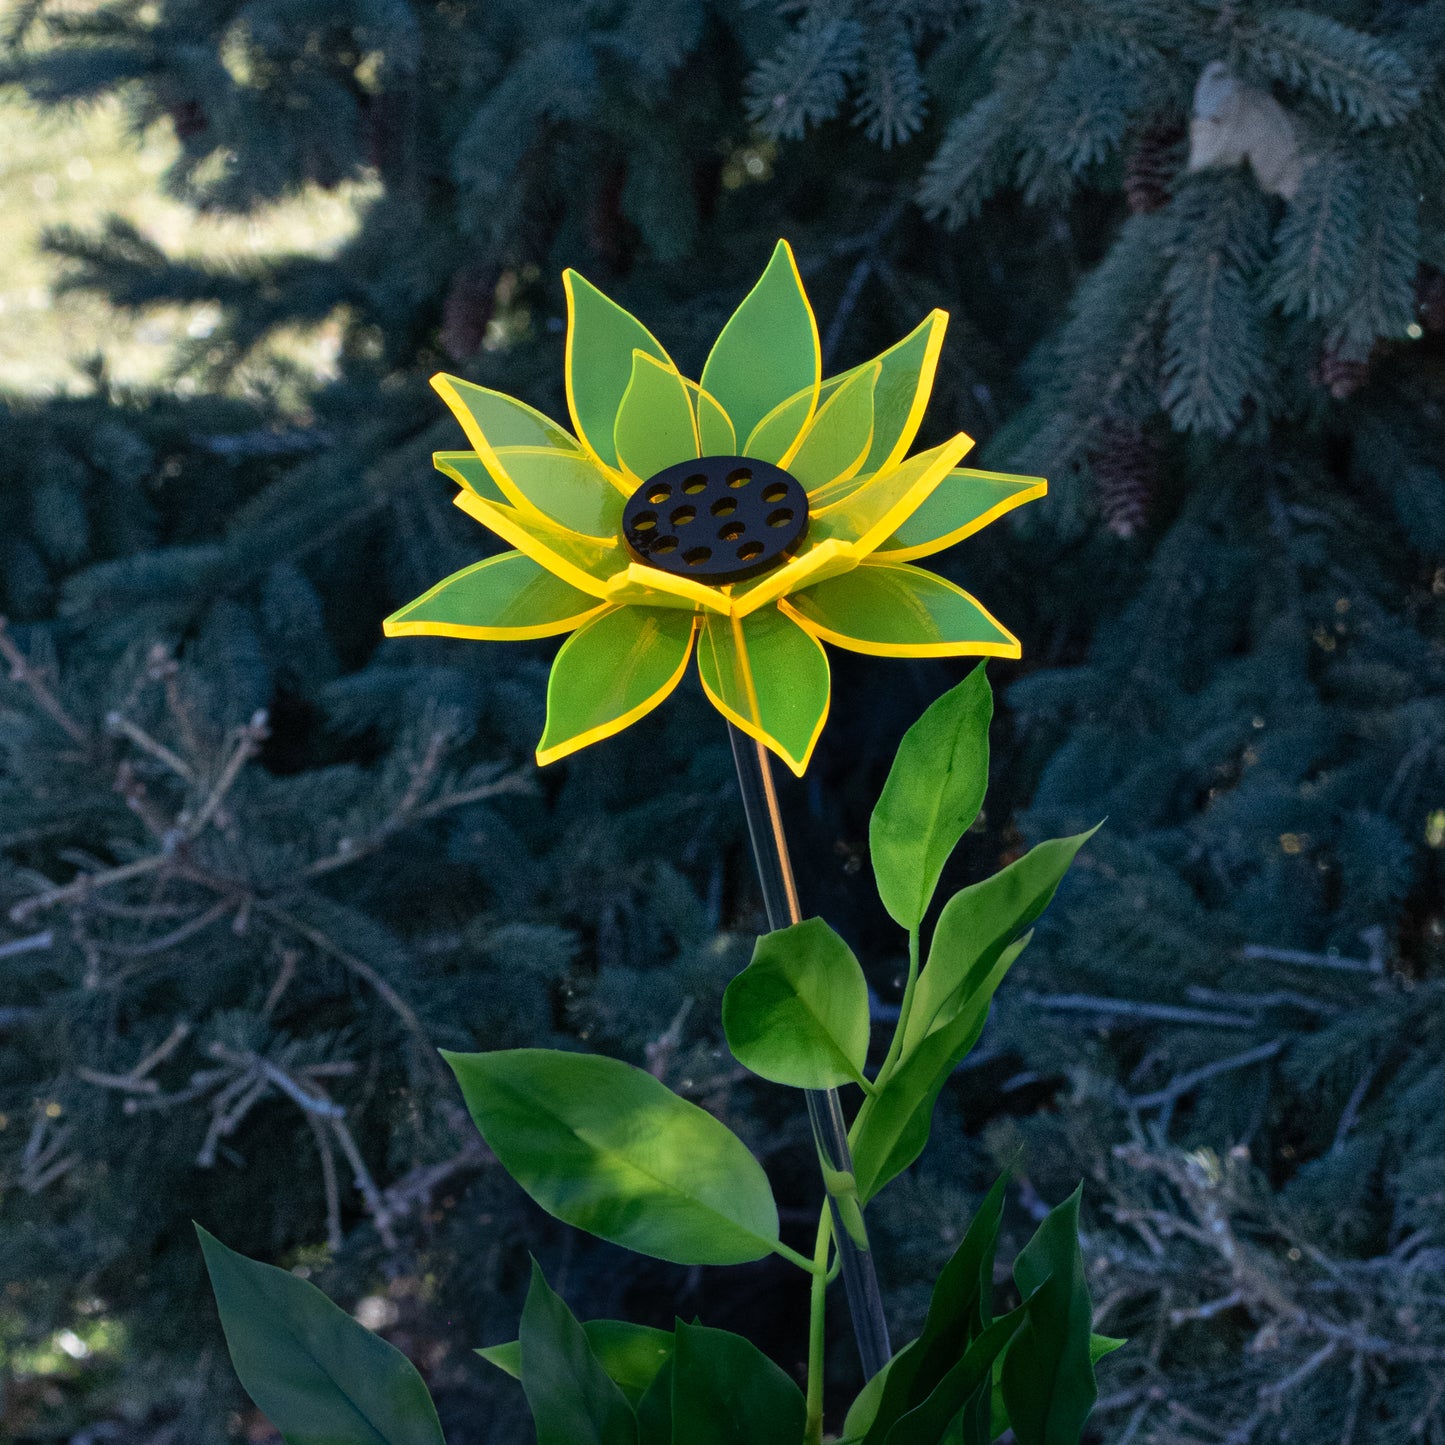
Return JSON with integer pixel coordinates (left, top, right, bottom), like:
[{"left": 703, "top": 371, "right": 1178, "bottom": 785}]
[
  {"left": 695, "top": 382, "right": 737, "bottom": 454},
  {"left": 700, "top": 240, "right": 821, "bottom": 452},
  {"left": 818, "top": 309, "right": 947, "bottom": 474},
  {"left": 492, "top": 446, "right": 627, "bottom": 538},
  {"left": 614, "top": 351, "right": 700, "bottom": 481},
  {"left": 696, "top": 608, "right": 829, "bottom": 776},
  {"left": 434, "top": 450, "right": 507, "bottom": 506},
  {"left": 787, "top": 362, "right": 877, "bottom": 490},
  {"left": 808, "top": 434, "right": 972, "bottom": 554},
  {"left": 432, "top": 375, "right": 581, "bottom": 451},
  {"left": 743, "top": 386, "right": 815, "bottom": 465},
  {"left": 780, "top": 560, "right": 1020, "bottom": 658},
  {"left": 383, "top": 552, "right": 605, "bottom": 640},
  {"left": 875, "top": 467, "right": 1048, "bottom": 562},
  {"left": 538, "top": 606, "right": 696, "bottom": 765},
  {"left": 564, "top": 271, "right": 672, "bottom": 469}
]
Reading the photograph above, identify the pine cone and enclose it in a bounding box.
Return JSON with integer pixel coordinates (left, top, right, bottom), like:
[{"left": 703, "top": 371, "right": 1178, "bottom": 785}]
[
  {"left": 1124, "top": 122, "right": 1186, "bottom": 215},
  {"left": 1317, "top": 338, "right": 1373, "bottom": 400},
  {"left": 1089, "top": 418, "right": 1155, "bottom": 539}
]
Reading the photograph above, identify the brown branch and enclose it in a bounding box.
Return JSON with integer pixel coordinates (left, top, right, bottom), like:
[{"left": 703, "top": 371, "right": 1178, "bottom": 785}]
[{"left": 0, "top": 618, "right": 89, "bottom": 745}]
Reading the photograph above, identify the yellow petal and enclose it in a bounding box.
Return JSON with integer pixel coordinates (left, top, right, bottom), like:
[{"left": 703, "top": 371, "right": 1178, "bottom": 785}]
[
  {"left": 727, "top": 537, "right": 859, "bottom": 618},
  {"left": 872, "top": 468, "right": 1048, "bottom": 563},
  {"left": 452, "top": 489, "right": 624, "bottom": 600},
  {"left": 604, "top": 562, "right": 732, "bottom": 615}
]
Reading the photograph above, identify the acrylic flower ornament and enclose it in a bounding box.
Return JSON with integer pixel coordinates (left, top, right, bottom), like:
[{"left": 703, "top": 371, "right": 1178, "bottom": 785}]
[{"left": 383, "top": 241, "right": 1046, "bottom": 775}]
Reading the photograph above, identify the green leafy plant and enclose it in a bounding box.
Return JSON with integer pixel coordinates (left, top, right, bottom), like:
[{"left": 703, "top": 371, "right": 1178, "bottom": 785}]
[{"left": 199, "top": 666, "right": 1113, "bottom": 1443}]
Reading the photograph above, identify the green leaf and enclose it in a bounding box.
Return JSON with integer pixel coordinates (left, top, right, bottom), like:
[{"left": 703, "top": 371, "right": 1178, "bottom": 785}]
[
  {"left": 614, "top": 352, "right": 700, "bottom": 481},
  {"left": 988, "top": 1332, "right": 1127, "bottom": 1440},
  {"left": 538, "top": 606, "right": 696, "bottom": 767},
  {"left": 196, "top": 1226, "right": 445, "bottom": 1445},
  {"left": 860, "top": 1172, "right": 1009, "bottom": 1445},
  {"left": 670, "top": 1321, "right": 807, "bottom": 1445},
  {"left": 637, "top": 1356, "right": 674, "bottom": 1445},
  {"left": 869, "top": 666, "right": 992, "bottom": 930},
  {"left": 787, "top": 363, "right": 877, "bottom": 490},
  {"left": 881, "top": 1312, "right": 1025, "bottom": 1445},
  {"left": 901, "top": 830, "right": 1097, "bottom": 1058},
  {"left": 783, "top": 562, "right": 1020, "bottom": 660},
  {"left": 383, "top": 552, "right": 605, "bottom": 641},
  {"left": 564, "top": 271, "right": 673, "bottom": 468},
  {"left": 519, "top": 1261, "right": 638, "bottom": 1445},
  {"left": 851, "top": 935, "right": 1030, "bottom": 1204},
  {"left": 696, "top": 607, "right": 830, "bottom": 778},
  {"left": 843, "top": 1346, "right": 912, "bottom": 1440},
  {"left": 722, "top": 917, "right": 871, "bottom": 1090},
  {"left": 819, "top": 309, "right": 946, "bottom": 475},
  {"left": 443, "top": 1048, "right": 781, "bottom": 1265},
  {"left": 1001, "top": 1188, "right": 1098, "bottom": 1445},
  {"left": 478, "top": 1320, "right": 673, "bottom": 1405},
  {"left": 701, "top": 240, "right": 820, "bottom": 450}
]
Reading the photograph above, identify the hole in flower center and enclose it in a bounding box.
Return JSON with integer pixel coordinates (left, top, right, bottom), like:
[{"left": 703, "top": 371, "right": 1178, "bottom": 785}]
[{"left": 622, "top": 456, "right": 809, "bottom": 583}]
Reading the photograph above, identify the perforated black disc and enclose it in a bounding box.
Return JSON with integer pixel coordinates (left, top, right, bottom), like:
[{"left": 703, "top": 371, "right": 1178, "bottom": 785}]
[{"left": 622, "top": 456, "right": 810, "bottom": 583}]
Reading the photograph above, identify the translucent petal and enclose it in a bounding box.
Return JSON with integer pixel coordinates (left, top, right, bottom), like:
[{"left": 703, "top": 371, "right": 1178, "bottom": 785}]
[
  {"left": 490, "top": 447, "right": 628, "bottom": 538},
  {"left": 696, "top": 608, "right": 830, "bottom": 776},
  {"left": 727, "top": 538, "right": 859, "bottom": 618},
  {"left": 605, "top": 562, "right": 732, "bottom": 614},
  {"left": 452, "top": 488, "right": 626, "bottom": 599},
  {"left": 808, "top": 434, "right": 974, "bottom": 557},
  {"left": 563, "top": 271, "right": 674, "bottom": 469},
  {"left": 434, "top": 451, "right": 507, "bottom": 506},
  {"left": 537, "top": 606, "right": 696, "bottom": 765},
  {"left": 700, "top": 241, "right": 820, "bottom": 451},
  {"left": 873, "top": 468, "right": 1048, "bottom": 562},
  {"left": 816, "top": 309, "right": 947, "bottom": 474},
  {"left": 743, "top": 387, "right": 815, "bottom": 466},
  {"left": 383, "top": 551, "right": 606, "bottom": 640},
  {"left": 432, "top": 375, "right": 581, "bottom": 452},
  {"left": 779, "top": 559, "right": 1020, "bottom": 658},
  {"left": 787, "top": 362, "right": 877, "bottom": 490},
  {"left": 691, "top": 380, "right": 737, "bottom": 455},
  {"left": 614, "top": 352, "right": 700, "bottom": 482}
]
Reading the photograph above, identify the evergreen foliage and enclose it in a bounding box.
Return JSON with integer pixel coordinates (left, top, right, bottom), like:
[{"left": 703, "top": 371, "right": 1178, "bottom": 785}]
[{"left": 2, "top": 0, "right": 1444, "bottom": 1440}]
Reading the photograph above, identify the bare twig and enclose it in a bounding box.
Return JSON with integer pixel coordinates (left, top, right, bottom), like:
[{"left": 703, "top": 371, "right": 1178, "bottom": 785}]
[
  {"left": 0, "top": 618, "right": 88, "bottom": 745},
  {"left": 1126, "top": 1040, "right": 1285, "bottom": 1112},
  {"left": 106, "top": 711, "right": 195, "bottom": 783},
  {"left": 1022, "top": 991, "right": 1258, "bottom": 1028},
  {"left": 10, "top": 853, "right": 171, "bottom": 922}
]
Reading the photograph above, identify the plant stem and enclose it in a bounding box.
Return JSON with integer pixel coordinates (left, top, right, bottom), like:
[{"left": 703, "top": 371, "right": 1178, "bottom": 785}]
[
  {"left": 726, "top": 724, "right": 893, "bottom": 1380},
  {"left": 874, "top": 927, "right": 921, "bottom": 1091},
  {"left": 805, "top": 1206, "right": 833, "bottom": 1445}
]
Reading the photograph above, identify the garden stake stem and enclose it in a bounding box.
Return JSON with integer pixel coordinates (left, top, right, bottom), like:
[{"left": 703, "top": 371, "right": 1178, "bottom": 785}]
[{"left": 727, "top": 722, "right": 893, "bottom": 1380}]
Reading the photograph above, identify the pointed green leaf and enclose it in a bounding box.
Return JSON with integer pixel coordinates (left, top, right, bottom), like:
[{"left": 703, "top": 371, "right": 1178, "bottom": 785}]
[
  {"left": 520, "top": 1262, "right": 638, "bottom": 1445},
  {"left": 614, "top": 352, "right": 700, "bottom": 481},
  {"left": 860, "top": 1172, "right": 1010, "bottom": 1445},
  {"left": 843, "top": 1347, "right": 912, "bottom": 1440},
  {"left": 478, "top": 1320, "right": 673, "bottom": 1406},
  {"left": 852, "top": 934, "right": 1030, "bottom": 1204},
  {"left": 875, "top": 469, "right": 1048, "bottom": 563},
  {"left": 671, "top": 1322, "right": 807, "bottom": 1445},
  {"left": 743, "top": 386, "right": 816, "bottom": 465},
  {"left": 1001, "top": 1188, "right": 1098, "bottom": 1445},
  {"left": 881, "top": 1312, "right": 1025, "bottom": 1445},
  {"left": 443, "top": 1049, "right": 780, "bottom": 1265},
  {"left": 564, "top": 271, "right": 672, "bottom": 468},
  {"left": 788, "top": 562, "right": 1019, "bottom": 662},
  {"left": 819, "top": 310, "right": 947, "bottom": 475},
  {"left": 538, "top": 606, "right": 696, "bottom": 766},
  {"left": 988, "top": 1333, "right": 1127, "bottom": 1440},
  {"left": 383, "top": 552, "right": 605, "bottom": 641},
  {"left": 434, "top": 450, "right": 508, "bottom": 505},
  {"left": 869, "top": 666, "right": 992, "bottom": 931},
  {"left": 701, "top": 241, "right": 820, "bottom": 449},
  {"left": 197, "top": 1226, "right": 445, "bottom": 1445},
  {"left": 637, "top": 1355, "right": 674, "bottom": 1445},
  {"left": 902, "top": 829, "right": 1098, "bottom": 1058},
  {"left": 696, "top": 608, "right": 829, "bottom": 777},
  {"left": 492, "top": 447, "right": 627, "bottom": 538},
  {"left": 723, "top": 917, "right": 871, "bottom": 1090},
  {"left": 788, "top": 363, "right": 877, "bottom": 491},
  {"left": 433, "top": 374, "right": 582, "bottom": 452}
]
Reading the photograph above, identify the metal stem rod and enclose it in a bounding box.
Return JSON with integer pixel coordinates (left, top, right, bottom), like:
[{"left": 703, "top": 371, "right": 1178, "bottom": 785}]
[{"left": 726, "top": 724, "right": 892, "bottom": 1380}]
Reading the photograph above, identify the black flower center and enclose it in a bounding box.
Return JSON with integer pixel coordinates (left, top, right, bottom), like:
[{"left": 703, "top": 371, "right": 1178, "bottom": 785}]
[{"left": 622, "top": 456, "right": 810, "bottom": 583}]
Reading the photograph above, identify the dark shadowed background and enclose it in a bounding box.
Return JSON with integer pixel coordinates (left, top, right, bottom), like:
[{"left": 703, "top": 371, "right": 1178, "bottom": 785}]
[{"left": 2, "top": 1, "right": 1444, "bottom": 1440}]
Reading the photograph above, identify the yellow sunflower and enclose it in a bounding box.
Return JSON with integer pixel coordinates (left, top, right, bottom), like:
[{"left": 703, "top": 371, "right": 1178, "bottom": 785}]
[{"left": 383, "top": 241, "right": 1045, "bottom": 775}]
